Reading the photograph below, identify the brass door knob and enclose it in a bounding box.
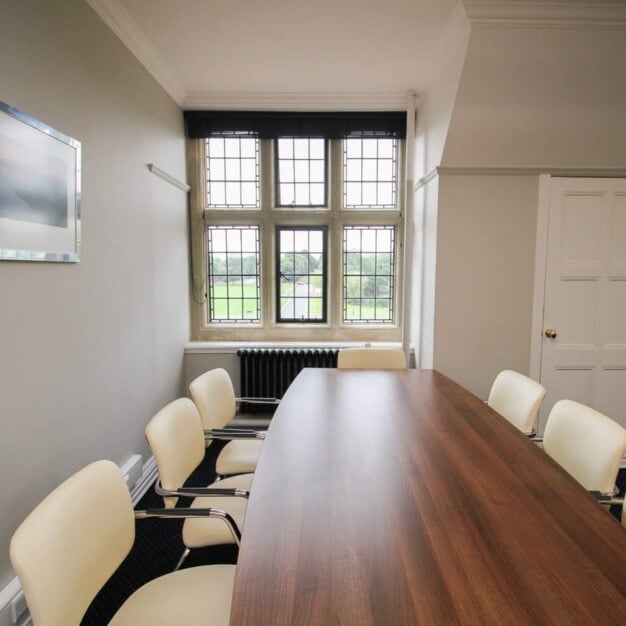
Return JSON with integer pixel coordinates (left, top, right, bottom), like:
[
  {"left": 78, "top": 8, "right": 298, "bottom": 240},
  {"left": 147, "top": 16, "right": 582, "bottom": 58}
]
[{"left": 544, "top": 328, "right": 557, "bottom": 339}]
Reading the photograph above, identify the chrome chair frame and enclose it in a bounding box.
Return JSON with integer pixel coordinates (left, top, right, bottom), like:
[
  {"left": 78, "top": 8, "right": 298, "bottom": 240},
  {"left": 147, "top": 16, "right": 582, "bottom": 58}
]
[
  {"left": 153, "top": 480, "right": 249, "bottom": 501},
  {"left": 134, "top": 506, "right": 241, "bottom": 547}
]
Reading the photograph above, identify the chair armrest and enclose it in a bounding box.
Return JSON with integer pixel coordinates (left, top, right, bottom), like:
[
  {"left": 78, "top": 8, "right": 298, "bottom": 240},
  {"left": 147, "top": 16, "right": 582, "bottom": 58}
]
[
  {"left": 155, "top": 480, "right": 249, "bottom": 499},
  {"left": 589, "top": 491, "right": 623, "bottom": 505},
  {"left": 205, "top": 428, "right": 266, "bottom": 441},
  {"left": 587, "top": 487, "right": 624, "bottom": 507},
  {"left": 236, "top": 396, "right": 280, "bottom": 405},
  {"left": 134, "top": 507, "right": 241, "bottom": 545},
  {"left": 589, "top": 491, "right": 614, "bottom": 503}
]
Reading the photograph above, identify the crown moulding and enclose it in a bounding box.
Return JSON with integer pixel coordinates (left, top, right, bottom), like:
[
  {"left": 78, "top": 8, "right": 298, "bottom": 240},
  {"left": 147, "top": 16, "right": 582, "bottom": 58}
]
[
  {"left": 414, "top": 165, "right": 626, "bottom": 189},
  {"left": 463, "top": 1, "right": 626, "bottom": 28}
]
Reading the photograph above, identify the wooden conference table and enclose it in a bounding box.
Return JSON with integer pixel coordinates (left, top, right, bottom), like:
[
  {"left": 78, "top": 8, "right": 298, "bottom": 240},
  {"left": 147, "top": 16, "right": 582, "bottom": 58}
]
[{"left": 229, "top": 369, "right": 626, "bottom": 625}]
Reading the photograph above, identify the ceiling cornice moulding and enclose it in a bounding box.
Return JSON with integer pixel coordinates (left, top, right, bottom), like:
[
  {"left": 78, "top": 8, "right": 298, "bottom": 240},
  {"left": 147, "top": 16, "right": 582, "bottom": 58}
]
[
  {"left": 438, "top": 165, "right": 626, "bottom": 177},
  {"left": 463, "top": 1, "right": 626, "bottom": 29},
  {"left": 415, "top": 165, "right": 626, "bottom": 190},
  {"left": 85, "top": 0, "right": 185, "bottom": 104},
  {"left": 183, "top": 91, "right": 418, "bottom": 111}
]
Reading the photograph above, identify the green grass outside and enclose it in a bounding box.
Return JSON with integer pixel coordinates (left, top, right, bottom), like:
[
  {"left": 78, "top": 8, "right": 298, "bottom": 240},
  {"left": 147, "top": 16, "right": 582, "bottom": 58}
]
[
  {"left": 209, "top": 282, "right": 392, "bottom": 322},
  {"left": 210, "top": 282, "right": 259, "bottom": 320},
  {"left": 344, "top": 302, "right": 392, "bottom": 322}
]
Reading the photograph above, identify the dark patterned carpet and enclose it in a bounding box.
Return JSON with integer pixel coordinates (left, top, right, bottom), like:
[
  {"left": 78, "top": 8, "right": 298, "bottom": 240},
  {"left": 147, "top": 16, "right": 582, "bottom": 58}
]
[{"left": 80, "top": 442, "right": 626, "bottom": 625}]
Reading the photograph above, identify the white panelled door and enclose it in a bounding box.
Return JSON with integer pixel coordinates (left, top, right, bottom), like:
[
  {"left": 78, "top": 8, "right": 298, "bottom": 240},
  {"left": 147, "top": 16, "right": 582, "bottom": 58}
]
[{"left": 538, "top": 178, "right": 626, "bottom": 433}]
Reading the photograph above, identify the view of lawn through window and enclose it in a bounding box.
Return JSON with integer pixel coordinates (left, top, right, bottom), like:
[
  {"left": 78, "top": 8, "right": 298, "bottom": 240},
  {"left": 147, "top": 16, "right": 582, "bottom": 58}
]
[
  {"left": 343, "top": 226, "right": 395, "bottom": 323},
  {"left": 207, "top": 226, "right": 260, "bottom": 322},
  {"left": 277, "top": 227, "right": 326, "bottom": 322}
]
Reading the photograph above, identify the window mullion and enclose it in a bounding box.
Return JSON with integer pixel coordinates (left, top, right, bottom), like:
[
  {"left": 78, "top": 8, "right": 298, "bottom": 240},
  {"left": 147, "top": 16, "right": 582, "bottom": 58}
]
[
  {"left": 328, "top": 139, "right": 342, "bottom": 329},
  {"left": 260, "top": 139, "right": 274, "bottom": 326}
]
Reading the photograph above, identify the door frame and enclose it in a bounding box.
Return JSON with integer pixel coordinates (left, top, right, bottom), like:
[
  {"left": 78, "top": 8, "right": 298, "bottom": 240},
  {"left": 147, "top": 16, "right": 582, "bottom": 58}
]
[{"left": 529, "top": 174, "right": 551, "bottom": 392}]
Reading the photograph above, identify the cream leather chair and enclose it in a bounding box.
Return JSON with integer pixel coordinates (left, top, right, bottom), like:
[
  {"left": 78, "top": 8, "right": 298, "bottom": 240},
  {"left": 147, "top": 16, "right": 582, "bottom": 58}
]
[
  {"left": 146, "top": 398, "right": 253, "bottom": 569},
  {"left": 337, "top": 347, "right": 407, "bottom": 370},
  {"left": 487, "top": 370, "right": 546, "bottom": 435},
  {"left": 189, "top": 368, "right": 273, "bottom": 477},
  {"left": 10, "top": 460, "right": 237, "bottom": 626},
  {"left": 543, "top": 399, "right": 626, "bottom": 495}
]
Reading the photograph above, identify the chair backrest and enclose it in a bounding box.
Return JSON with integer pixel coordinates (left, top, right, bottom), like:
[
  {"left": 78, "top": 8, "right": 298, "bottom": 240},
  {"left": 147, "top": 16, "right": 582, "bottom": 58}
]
[
  {"left": 543, "top": 399, "right": 626, "bottom": 494},
  {"left": 487, "top": 370, "right": 546, "bottom": 434},
  {"left": 145, "top": 398, "right": 206, "bottom": 508},
  {"left": 10, "top": 460, "right": 135, "bottom": 626},
  {"left": 337, "top": 347, "right": 407, "bottom": 370},
  {"left": 189, "top": 368, "right": 237, "bottom": 430}
]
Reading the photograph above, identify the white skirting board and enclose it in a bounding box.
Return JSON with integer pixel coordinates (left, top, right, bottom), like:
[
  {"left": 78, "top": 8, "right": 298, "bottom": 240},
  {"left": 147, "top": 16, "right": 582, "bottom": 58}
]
[
  {"left": 0, "top": 579, "right": 25, "bottom": 626},
  {"left": 0, "top": 455, "right": 158, "bottom": 626},
  {"left": 130, "top": 455, "right": 158, "bottom": 505}
]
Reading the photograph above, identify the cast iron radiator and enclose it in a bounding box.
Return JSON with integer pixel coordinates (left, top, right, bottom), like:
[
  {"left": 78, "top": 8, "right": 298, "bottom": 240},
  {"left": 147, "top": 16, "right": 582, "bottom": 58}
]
[{"left": 237, "top": 348, "right": 339, "bottom": 413}]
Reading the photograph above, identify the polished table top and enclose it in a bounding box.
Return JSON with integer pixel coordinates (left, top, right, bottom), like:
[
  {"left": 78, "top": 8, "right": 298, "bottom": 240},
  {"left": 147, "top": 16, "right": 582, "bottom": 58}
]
[{"left": 229, "top": 369, "right": 626, "bottom": 625}]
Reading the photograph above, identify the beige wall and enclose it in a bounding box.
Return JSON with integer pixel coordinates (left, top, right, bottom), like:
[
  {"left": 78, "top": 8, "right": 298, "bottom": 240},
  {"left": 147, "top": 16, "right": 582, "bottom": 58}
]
[
  {"left": 0, "top": 0, "right": 188, "bottom": 587},
  {"left": 415, "top": 5, "right": 470, "bottom": 176},
  {"left": 443, "top": 25, "right": 626, "bottom": 168},
  {"left": 433, "top": 175, "right": 539, "bottom": 398},
  {"left": 184, "top": 351, "right": 241, "bottom": 395}
]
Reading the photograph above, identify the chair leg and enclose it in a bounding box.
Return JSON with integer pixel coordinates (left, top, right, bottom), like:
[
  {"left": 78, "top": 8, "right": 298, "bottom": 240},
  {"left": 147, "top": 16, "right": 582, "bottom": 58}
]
[{"left": 174, "top": 547, "right": 191, "bottom": 571}]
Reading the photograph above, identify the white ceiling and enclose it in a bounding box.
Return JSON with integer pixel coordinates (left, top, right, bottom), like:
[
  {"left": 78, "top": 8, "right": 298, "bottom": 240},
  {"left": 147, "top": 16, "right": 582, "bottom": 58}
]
[
  {"left": 87, "top": 1, "right": 626, "bottom": 108},
  {"left": 89, "top": 0, "right": 461, "bottom": 107}
]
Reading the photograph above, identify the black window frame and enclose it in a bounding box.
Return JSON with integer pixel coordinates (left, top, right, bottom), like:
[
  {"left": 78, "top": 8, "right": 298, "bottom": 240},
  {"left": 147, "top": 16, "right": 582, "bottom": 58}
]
[{"left": 275, "top": 225, "right": 328, "bottom": 323}]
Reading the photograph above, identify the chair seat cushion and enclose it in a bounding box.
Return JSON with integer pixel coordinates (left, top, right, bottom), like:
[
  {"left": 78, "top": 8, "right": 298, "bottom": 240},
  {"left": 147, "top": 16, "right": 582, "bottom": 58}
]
[
  {"left": 110, "top": 564, "right": 235, "bottom": 626},
  {"left": 216, "top": 439, "right": 263, "bottom": 476},
  {"left": 214, "top": 472, "right": 255, "bottom": 491},
  {"left": 182, "top": 473, "right": 254, "bottom": 547}
]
